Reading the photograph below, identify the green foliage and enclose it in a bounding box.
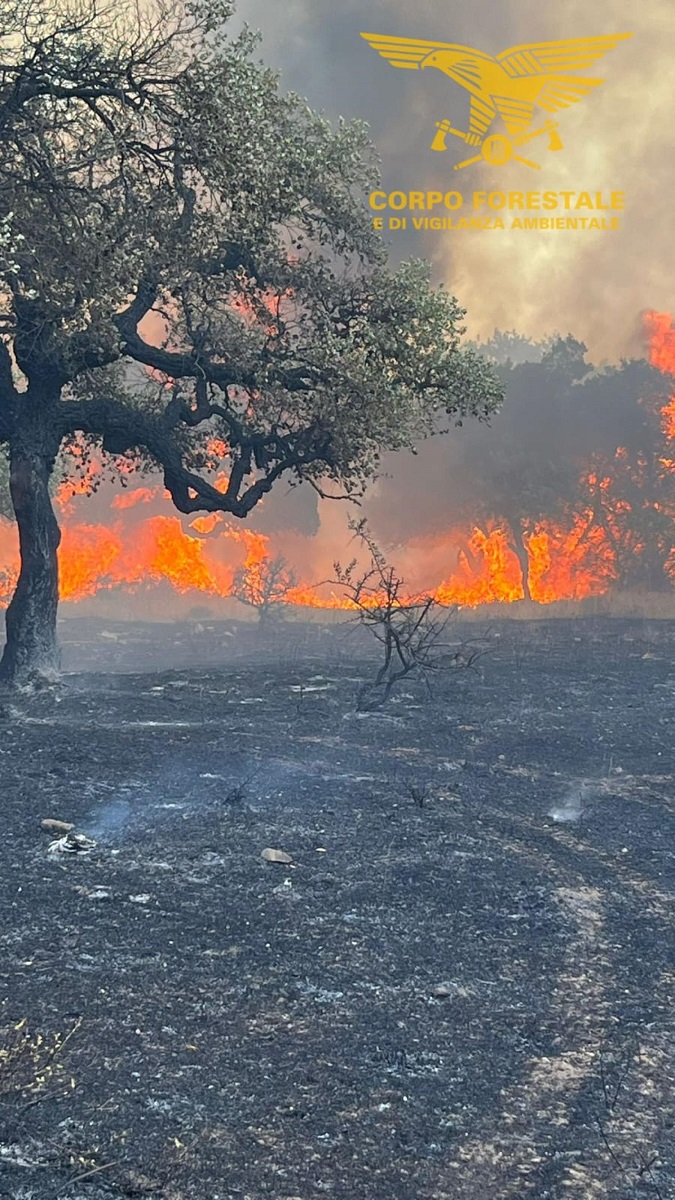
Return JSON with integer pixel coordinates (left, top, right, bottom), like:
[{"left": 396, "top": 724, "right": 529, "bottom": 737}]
[
  {"left": 467, "top": 328, "right": 555, "bottom": 366},
  {"left": 540, "top": 334, "right": 590, "bottom": 380},
  {"left": 0, "top": 0, "right": 503, "bottom": 515}
]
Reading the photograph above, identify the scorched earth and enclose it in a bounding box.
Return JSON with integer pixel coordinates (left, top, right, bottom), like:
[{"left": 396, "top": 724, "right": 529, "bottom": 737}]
[{"left": 0, "top": 615, "right": 673, "bottom": 1200}]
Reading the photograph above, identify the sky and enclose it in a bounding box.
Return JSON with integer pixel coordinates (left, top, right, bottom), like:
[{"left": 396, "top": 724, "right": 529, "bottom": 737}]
[{"left": 231, "top": 0, "right": 675, "bottom": 362}]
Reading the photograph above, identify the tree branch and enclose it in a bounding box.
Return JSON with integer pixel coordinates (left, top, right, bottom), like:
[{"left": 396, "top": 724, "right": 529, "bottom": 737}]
[{"left": 57, "top": 396, "right": 334, "bottom": 517}]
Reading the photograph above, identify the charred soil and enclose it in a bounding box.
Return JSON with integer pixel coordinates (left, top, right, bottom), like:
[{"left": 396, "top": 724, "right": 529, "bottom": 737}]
[{"left": 0, "top": 617, "right": 673, "bottom": 1200}]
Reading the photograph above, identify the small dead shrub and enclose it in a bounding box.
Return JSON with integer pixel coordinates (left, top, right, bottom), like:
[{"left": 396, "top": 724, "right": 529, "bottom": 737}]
[{"left": 332, "top": 520, "right": 488, "bottom": 710}]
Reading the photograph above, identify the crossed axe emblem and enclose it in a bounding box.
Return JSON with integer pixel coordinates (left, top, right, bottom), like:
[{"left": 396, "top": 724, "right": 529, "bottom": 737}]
[{"left": 431, "top": 118, "right": 564, "bottom": 170}]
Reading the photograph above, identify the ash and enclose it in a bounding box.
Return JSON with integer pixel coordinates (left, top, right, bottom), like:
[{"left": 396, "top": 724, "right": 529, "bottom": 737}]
[{"left": 0, "top": 615, "right": 673, "bottom": 1200}]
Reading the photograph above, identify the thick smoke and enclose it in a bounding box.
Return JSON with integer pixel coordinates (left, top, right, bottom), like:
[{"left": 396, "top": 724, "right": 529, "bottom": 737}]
[
  {"left": 23, "top": 1, "right": 673, "bottom": 611},
  {"left": 234, "top": 0, "right": 673, "bottom": 362},
  {"left": 221, "top": 0, "right": 675, "bottom": 595}
]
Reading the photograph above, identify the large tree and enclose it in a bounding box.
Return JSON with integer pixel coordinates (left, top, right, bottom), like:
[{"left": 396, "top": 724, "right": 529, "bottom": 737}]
[{"left": 0, "top": 0, "right": 502, "bottom": 686}]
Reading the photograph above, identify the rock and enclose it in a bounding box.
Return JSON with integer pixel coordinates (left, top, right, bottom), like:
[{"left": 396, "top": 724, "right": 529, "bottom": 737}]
[
  {"left": 41, "top": 819, "right": 74, "bottom": 835},
  {"left": 430, "top": 981, "right": 473, "bottom": 999},
  {"left": 261, "top": 847, "right": 293, "bottom": 864}
]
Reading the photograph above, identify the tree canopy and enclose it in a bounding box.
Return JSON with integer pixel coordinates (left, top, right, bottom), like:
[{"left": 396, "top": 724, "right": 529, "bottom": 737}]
[
  {"left": 0, "top": 0, "right": 502, "bottom": 684},
  {"left": 0, "top": 0, "right": 501, "bottom": 507}
]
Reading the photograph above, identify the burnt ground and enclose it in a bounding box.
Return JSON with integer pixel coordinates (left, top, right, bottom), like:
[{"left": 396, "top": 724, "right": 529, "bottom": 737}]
[{"left": 0, "top": 616, "right": 673, "bottom": 1200}]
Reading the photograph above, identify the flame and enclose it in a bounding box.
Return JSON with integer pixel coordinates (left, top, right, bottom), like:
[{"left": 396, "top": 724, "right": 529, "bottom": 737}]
[
  {"left": 644, "top": 310, "right": 675, "bottom": 373},
  {"left": 283, "top": 519, "right": 614, "bottom": 610},
  {"left": 227, "top": 528, "right": 273, "bottom": 601},
  {"left": 526, "top": 518, "right": 615, "bottom": 602},
  {"left": 190, "top": 513, "right": 222, "bottom": 535},
  {"left": 434, "top": 528, "right": 523, "bottom": 606},
  {"left": 207, "top": 438, "right": 229, "bottom": 459},
  {"left": 662, "top": 398, "right": 675, "bottom": 440},
  {"left": 111, "top": 487, "right": 161, "bottom": 511},
  {"left": 59, "top": 525, "right": 124, "bottom": 600},
  {"left": 644, "top": 310, "right": 675, "bottom": 439},
  {"left": 139, "top": 516, "right": 231, "bottom": 594},
  {"left": 55, "top": 443, "right": 103, "bottom": 513},
  {"left": 0, "top": 313, "right": 672, "bottom": 612}
]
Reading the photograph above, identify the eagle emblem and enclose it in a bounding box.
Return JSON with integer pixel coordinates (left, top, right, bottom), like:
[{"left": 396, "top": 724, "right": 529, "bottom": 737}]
[{"left": 360, "top": 33, "right": 633, "bottom": 169}]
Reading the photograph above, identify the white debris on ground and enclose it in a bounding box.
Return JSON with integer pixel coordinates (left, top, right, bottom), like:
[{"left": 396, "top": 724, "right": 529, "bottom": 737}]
[
  {"left": 0, "top": 1142, "right": 45, "bottom": 1168},
  {"left": 46, "top": 831, "right": 97, "bottom": 856}
]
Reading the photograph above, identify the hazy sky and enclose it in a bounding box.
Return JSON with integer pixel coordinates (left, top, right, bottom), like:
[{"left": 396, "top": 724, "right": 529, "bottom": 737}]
[{"left": 232, "top": 0, "right": 675, "bottom": 361}]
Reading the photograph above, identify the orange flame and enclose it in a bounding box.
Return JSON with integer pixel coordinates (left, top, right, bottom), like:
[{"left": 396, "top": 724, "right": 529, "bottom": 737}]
[
  {"left": 644, "top": 310, "right": 675, "bottom": 439},
  {"left": 111, "top": 487, "right": 160, "bottom": 511},
  {"left": 0, "top": 313, "right": 672, "bottom": 612}
]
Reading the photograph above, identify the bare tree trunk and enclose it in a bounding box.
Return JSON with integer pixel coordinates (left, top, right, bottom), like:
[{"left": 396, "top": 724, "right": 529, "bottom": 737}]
[
  {"left": 0, "top": 429, "right": 61, "bottom": 687},
  {"left": 507, "top": 519, "right": 532, "bottom": 601}
]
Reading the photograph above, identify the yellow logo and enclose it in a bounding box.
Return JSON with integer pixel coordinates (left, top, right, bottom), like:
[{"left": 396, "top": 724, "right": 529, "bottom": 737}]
[{"left": 360, "top": 33, "right": 633, "bottom": 170}]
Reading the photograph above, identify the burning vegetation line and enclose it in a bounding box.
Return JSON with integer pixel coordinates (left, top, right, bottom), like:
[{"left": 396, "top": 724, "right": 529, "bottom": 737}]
[
  {"left": 0, "top": 318, "right": 672, "bottom": 617},
  {"left": 0, "top": 0, "right": 501, "bottom": 687}
]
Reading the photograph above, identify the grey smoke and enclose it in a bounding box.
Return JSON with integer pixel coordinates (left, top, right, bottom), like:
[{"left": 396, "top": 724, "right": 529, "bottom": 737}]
[
  {"left": 549, "top": 778, "right": 595, "bottom": 823},
  {"left": 233, "top": 0, "right": 675, "bottom": 362}
]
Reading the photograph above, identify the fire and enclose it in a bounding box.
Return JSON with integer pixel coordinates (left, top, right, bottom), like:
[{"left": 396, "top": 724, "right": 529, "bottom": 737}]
[
  {"left": 190, "top": 513, "right": 222, "bottom": 535},
  {"left": 0, "top": 313, "right": 672, "bottom": 612},
  {"left": 226, "top": 528, "right": 273, "bottom": 601},
  {"left": 111, "top": 487, "right": 161, "bottom": 510},
  {"left": 661, "top": 396, "right": 675, "bottom": 440},
  {"left": 59, "top": 525, "right": 124, "bottom": 600},
  {"left": 140, "top": 517, "right": 231, "bottom": 594},
  {"left": 55, "top": 443, "right": 103, "bottom": 513},
  {"left": 435, "top": 528, "right": 523, "bottom": 606},
  {"left": 644, "top": 310, "right": 675, "bottom": 439},
  {"left": 526, "top": 518, "right": 615, "bottom": 603},
  {"left": 283, "top": 519, "right": 613, "bottom": 610},
  {"left": 644, "top": 310, "right": 675, "bottom": 374}
]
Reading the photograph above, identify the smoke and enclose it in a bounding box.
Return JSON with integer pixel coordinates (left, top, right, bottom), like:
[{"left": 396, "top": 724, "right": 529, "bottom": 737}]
[
  {"left": 234, "top": 0, "right": 675, "bottom": 362},
  {"left": 14, "top": 1, "right": 673, "bottom": 614},
  {"left": 549, "top": 779, "right": 593, "bottom": 823}
]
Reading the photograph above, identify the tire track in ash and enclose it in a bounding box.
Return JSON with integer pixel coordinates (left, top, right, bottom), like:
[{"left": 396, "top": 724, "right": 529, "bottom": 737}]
[
  {"left": 449, "top": 871, "right": 610, "bottom": 1196},
  {"left": 444, "top": 808, "right": 673, "bottom": 1198}
]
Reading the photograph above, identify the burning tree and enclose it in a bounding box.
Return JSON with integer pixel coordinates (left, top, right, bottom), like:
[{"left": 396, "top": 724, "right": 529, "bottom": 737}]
[
  {"left": 372, "top": 336, "right": 674, "bottom": 605},
  {"left": 231, "top": 553, "right": 297, "bottom": 625},
  {"left": 0, "top": 0, "right": 502, "bottom": 687},
  {"left": 458, "top": 339, "right": 594, "bottom": 600}
]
